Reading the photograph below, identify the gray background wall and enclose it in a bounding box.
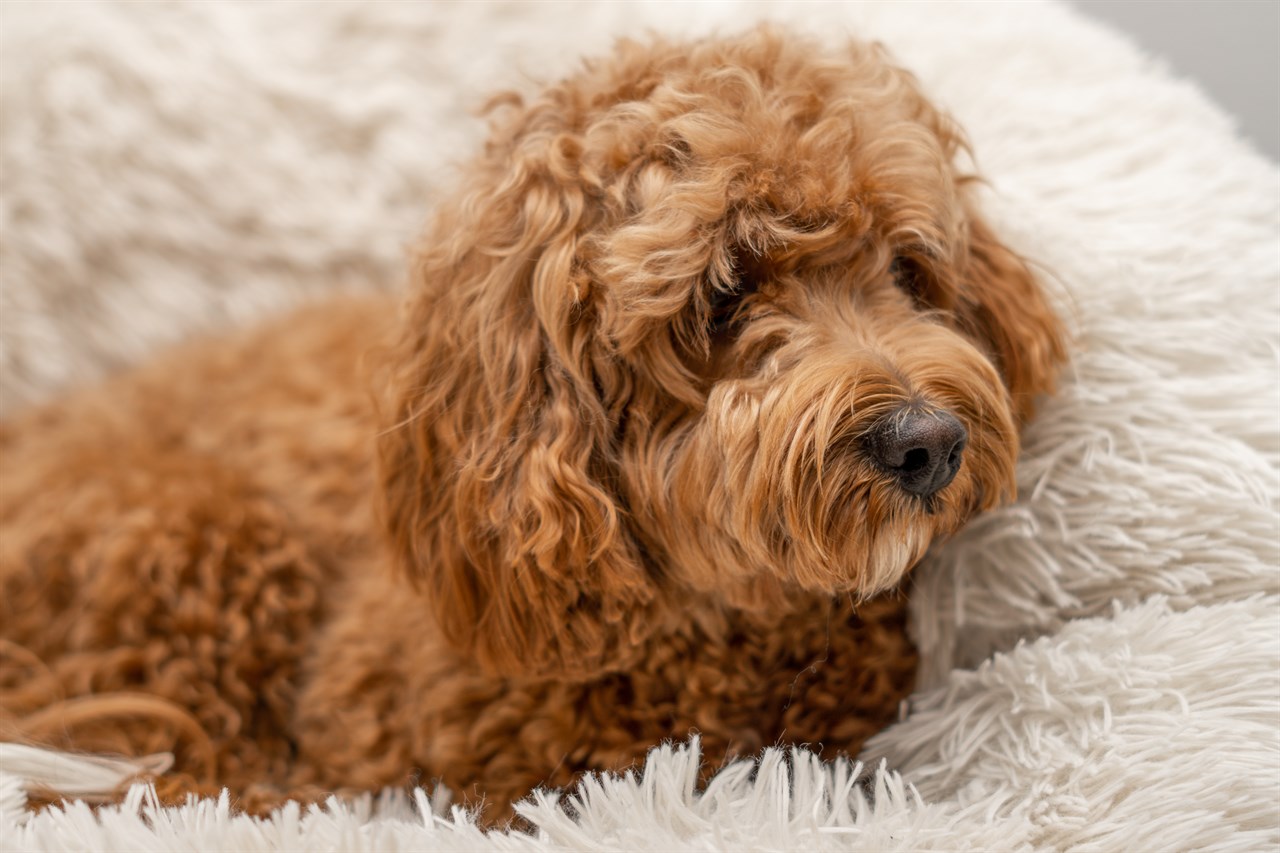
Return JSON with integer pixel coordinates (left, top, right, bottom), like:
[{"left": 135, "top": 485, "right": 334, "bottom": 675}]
[{"left": 1072, "top": 0, "right": 1279, "bottom": 161}]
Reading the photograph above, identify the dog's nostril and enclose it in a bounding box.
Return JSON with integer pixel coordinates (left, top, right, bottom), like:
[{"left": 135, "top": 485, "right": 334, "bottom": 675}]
[
  {"left": 900, "top": 448, "right": 930, "bottom": 474},
  {"left": 866, "top": 408, "right": 969, "bottom": 498}
]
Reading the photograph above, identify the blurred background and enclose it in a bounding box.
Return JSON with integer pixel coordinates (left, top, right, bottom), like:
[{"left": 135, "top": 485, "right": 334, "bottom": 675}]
[{"left": 1072, "top": 0, "right": 1279, "bottom": 159}]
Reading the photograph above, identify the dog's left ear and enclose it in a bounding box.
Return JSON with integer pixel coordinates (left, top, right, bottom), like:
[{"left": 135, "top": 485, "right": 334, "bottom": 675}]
[{"left": 953, "top": 207, "right": 1067, "bottom": 423}]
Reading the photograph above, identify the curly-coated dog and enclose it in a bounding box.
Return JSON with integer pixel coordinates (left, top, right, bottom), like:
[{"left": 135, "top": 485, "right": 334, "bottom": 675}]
[{"left": 0, "top": 27, "right": 1065, "bottom": 818}]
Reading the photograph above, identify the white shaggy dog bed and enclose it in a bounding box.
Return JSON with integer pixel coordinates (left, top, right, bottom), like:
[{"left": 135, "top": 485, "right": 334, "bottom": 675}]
[{"left": 2, "top": 1, "right": 1277, "bottom": 850}]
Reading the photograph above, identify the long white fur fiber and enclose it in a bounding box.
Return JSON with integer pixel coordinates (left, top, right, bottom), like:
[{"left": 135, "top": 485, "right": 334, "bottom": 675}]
[{"left": 1, "top": 1, "right": 1277, "bottom": 850}]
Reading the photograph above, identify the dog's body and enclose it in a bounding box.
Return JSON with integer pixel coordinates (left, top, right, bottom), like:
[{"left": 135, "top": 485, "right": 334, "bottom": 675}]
[
  {"left": 0, "top": 295, "right": 914, "bottom": 811},
  {"left": 0, "top": 29, "right": 1063, "bottom": 817}
]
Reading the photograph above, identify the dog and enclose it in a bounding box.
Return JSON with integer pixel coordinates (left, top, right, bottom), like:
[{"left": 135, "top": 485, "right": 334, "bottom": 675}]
[{"left": 0, "top": 26, "right": 1064, "bottom": 818}]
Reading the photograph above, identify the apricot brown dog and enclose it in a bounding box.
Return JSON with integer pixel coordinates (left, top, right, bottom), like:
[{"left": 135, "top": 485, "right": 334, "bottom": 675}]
[{"left": 0, "top": 27, "right": 1064, "bottom": 818}]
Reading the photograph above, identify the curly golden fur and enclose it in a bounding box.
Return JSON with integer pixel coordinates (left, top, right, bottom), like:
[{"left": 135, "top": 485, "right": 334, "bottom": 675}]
[{"left": 0, "top": 28, "right": 1064, "bottom": 819}]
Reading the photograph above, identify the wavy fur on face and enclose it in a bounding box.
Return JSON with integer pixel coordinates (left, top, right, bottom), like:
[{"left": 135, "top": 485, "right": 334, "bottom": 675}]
[{"left": 1, "top": 27, "right": 1064, "bottom": 820}]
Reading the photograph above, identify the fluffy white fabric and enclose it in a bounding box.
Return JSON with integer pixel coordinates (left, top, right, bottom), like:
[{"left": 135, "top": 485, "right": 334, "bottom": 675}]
[{"left": 1, "top": 0, "right": 1277, "bottom": 850}]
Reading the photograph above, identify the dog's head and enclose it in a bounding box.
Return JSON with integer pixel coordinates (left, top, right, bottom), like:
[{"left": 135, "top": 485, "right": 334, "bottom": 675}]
[{"left": 379, "top": 28, "right": 1065, "bottom": 678}]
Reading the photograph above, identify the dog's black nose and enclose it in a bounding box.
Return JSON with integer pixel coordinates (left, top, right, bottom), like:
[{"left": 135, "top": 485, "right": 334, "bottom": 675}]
[{"left": 867, "top": 408, "right": 968, "bottom": 497}]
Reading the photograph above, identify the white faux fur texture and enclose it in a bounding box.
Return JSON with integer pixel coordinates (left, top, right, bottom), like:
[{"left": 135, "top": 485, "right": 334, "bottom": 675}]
[
  {"left": 1, "top": 739, "right": 1042, "bottom": 852},
  {"left": 2, "top": 1, "right": 1278, "bottom": 851}
]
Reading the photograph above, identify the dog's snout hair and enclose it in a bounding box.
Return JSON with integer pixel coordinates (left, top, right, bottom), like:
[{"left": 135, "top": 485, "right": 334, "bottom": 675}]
[{"left": 667, "top": 305, "right": 1017, "bottom": 601}]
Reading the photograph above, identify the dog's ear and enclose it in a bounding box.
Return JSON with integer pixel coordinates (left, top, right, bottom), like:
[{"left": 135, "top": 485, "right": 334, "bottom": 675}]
[
  {"left": 953, "top": 207, "right": 1067, "bottom": 424},
  {"left": 377, "top": 99, "right": 657, "bottom": 679}
]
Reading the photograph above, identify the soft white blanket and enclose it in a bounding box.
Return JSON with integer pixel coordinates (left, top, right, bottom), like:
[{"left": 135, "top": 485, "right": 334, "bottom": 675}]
[{"left": 2, "top": 1, "right": 1277, "bottom": 850}]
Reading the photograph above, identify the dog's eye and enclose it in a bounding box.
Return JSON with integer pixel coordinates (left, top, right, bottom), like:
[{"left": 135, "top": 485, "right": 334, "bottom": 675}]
[
  {"left": 709, "top": 286, "right": 744, "bottom": 334},
  {"left": 708, "top": 256, "right": 764, "bottom": 335},
  {"left": 890, "top": 255, "right": 927, "bottom": 302}
]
